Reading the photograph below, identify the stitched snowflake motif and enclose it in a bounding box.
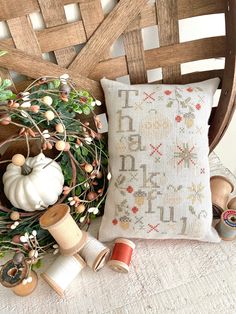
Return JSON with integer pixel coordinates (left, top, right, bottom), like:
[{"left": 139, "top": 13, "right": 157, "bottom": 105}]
[
  {"left": 187, "top": 183, "right": 205, "bottom": 204},
  {"left": 174, "top": 143, "right": 197, "bottom": 168}
]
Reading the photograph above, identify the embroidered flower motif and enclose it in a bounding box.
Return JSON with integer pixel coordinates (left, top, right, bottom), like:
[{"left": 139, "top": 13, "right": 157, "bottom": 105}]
[
  {"left": 195, "top": 103, "right": 201, "bottom": 110},
  {"left": 187, "top": 87, "right": 193, "bottom": 92},
  {"left": 175, "top": 115, "right": 182, "bottom": 123},
  {"left": 112, "top": 218, "right": 118, "bottom": 225},
  {"left": 174, "top": 143, "right": 197, "bottom": 168},
  {"left": 164, "top": 90, "right": 172, "bottom": 95},
  {"left": 132, "top": 207, "right": 139, "bottom": 214},
  {"left": 127, "top": 186, "right": 133, "bottom": 193},
  {"left": 187, "top": 183, "right": 205, "bottom": 204}
]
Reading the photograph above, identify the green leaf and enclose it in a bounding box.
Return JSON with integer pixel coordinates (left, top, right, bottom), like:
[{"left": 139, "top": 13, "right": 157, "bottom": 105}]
[
  {"left": 75, "top": 186, "right": 82, "bottom": 195},
  {"left": 82, "top": 106, "right": 91, "bottom": 115},
  {"left": 0, "top": 50, "right": 7, "bottom": 57},
  {"left": 1, "top": 79, "right": 12, "bottom": 89},
  {"left": 0, "top": 90, "right": 13, "bottom": 101},
  {"left": 32, "top": 259, "right": 42, "bottom": 269},
  {"left": 47, "top": 82, "right": 55, "bottom": 90},
  {"left": 0, "top": 252, "right": 5, "bottom": 258},
  {"left": 53, "top": 79, "right": 61, "bottom": 88},
  {"left": 81, "top": 147, "right": 88, "bottom": 156}
]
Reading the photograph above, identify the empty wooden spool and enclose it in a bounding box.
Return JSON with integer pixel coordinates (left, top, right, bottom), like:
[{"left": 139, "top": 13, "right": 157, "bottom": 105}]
[
  {"left": 40, "top": 204, "right": 87, "bottom": 256},
  {"left": 210, "top": 176, "right": 234, "bottom": 218}
]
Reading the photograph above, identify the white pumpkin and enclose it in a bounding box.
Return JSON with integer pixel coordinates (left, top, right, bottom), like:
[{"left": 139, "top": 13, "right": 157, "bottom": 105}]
[{"left": 3, "top": 153, "right": 64, "bottom": 212}]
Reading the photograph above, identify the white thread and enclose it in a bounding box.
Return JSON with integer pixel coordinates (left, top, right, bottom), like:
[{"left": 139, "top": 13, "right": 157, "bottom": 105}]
[
  {"left": 43, "top": 254, "right": 85, "bottom": 292},
  {"left": 80, "top": 235, "right": 110, "bottom": 271}
]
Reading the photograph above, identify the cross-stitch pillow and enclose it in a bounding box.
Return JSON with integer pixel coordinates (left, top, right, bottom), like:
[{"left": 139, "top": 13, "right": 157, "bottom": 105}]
[{"left": 99, "top": 78, "right": 220, "bottom": 242}]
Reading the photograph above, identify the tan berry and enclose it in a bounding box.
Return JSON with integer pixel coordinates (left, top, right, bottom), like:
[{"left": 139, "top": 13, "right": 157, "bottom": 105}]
[
  {"left": 31, "top": 105, "right": 40, "bottom": 113},
  {"left": 44, "top": 110, "right": 55, "bottom": 121},
  {"left": 0, "top": 114, "right": 11, "bottom": 125},
  {"left": 55, "top": 140, "right": 66, "bottom": 151},
  {"left": 87, "top": 191, "right": 98, "bottom": 201},
  {"left": 10, "top": 211, "right": 20, "bottom": 221},
  {"left": 12, "top": 235, "right": 21, "bottom": 243},
  {"left": 12, "top": 154, "right": 25, "bottom": 167},
  {"left": 75, "top": 204, "right": 86, "bottom": 214},
  {"left": 96, "top": 171, "right": 103, "bottom": 179},
  {"left": 55, "top": 123, "right": 64, "bottom": 133},
  {"left": 84, "top": 164, "right": 93, "bottom": 173},
  {"left": 28, "top": 250, "right": 38, "bottom": 259},
  {"left": 42, "top": 96, "right": 53, "bottom": 106}
]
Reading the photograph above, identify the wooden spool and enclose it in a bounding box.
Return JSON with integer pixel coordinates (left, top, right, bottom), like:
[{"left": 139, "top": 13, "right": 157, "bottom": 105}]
[
  {"left": 228, "top": 196, "right": 236, "bottom": 210},
  {"left": 215, "top": 209, "right": 236, "bottom": 241},
  {"left": 41, "top": 253, "right": 86, "bottom": 297},
  {"left": 108, "top": 238, "right": 135, "bottom": 273},
  {"left": 210, "top": 176, "right": 234, "bottom": 218},
  {"left": 0, "top": 0, "right": 235, "bottom": 153},
  {"left": 40, "top": 204, "right": 87, "bottom": 256},
  {"left": 11, "top": 271, "right": 38, "bottom": 297}
]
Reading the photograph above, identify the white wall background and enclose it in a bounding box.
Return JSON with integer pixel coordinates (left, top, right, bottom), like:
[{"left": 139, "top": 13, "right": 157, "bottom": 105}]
[{"left": 0, "top": 0, "right": 235, "bottom": 174}]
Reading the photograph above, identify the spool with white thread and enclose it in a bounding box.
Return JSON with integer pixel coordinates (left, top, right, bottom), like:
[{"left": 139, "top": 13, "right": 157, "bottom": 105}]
[
  {"left": 215, "top": 209, "right": 236, "bottom": 241},
  {"left": 41, "top": 254, "right": 86, "bottom": 297},
  {"left": 40, "top": 204, "right": 87, "bottom": 255},
  {"left": 79, "top": 235, "right": 110, "bottom": 272}
]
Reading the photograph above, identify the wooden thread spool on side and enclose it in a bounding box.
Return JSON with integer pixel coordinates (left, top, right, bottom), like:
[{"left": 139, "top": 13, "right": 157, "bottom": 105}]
[
  {"left": 210, "top": 176, "right": 234, "bottom": 218},
  {"left": 228, "top": 196, "right": 236, "bottom": 210},
  {"left": 41, "top": 254, "right": 86, "bottom": 297},
  {"left": 79, "top": 235, "right": 110, "bottom": 272},
  {"left": 0, "top": 259, "right": 29, "bottom": 288},
  {"left": 215, "top": 209, "right": 236, "bottom": 241},
  {"left": 108, "top": 238, "right": 135, "bottom": 273},
  {"left": 40, "top": 204, "right": 87, "bottom": 255},
  {"left": 12, "top": 271, "right": 38, "bottom": 297}
]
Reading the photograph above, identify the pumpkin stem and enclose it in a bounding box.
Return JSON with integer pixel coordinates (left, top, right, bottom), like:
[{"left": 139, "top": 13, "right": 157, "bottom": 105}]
[{"left": 21, "top": 164, "right": 32, "bottom": 175}]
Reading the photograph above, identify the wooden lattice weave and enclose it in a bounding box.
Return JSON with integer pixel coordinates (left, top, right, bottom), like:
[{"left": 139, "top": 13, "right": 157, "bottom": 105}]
[{"left": 0, "top": 0, "right": 235, "bottom": 151}]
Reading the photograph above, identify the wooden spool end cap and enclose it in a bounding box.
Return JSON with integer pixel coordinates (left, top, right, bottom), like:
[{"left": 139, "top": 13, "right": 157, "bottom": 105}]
[
  {"left": 12, "top": 271, "right": 38, "bottom": 297},
  {"left": 39, "top": 204, "right": 70, "bottom": 230},
  {"left": 210, "top": 175, "right": 234, "bottom": 193},
  {"left": 73, "top": 253, "right": 86, "bottom": 269},
  {"left": 107, "top": 260, "right": 129, "bottom": 273},
  {"left": 41, "top": 273, "right": 64, "bottom": 298},
  {"left": 93, "top": 248, "right": 110, "bottom": 272},
  {"left": 60, "top": 231, "right": 88, "bottom": 256},
  {"left": 228, "top": 197, "right": 236, "bottom": 210}
]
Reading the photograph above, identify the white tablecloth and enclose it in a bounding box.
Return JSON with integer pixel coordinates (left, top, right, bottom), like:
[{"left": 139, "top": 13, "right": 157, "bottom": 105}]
[{"left": 1, "top": 217, "right": 236, "bottom": 314}]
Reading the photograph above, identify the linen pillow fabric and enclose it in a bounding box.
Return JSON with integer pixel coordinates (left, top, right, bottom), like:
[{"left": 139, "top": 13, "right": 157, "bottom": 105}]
[{"left": 99, "top": 78, "right": 220, "bottom": 242}]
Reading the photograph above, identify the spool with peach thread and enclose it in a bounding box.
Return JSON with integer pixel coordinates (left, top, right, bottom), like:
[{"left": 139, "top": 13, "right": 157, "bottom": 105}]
[{"left": 108, "top": 238, "right": 135, "bottom": 273}]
